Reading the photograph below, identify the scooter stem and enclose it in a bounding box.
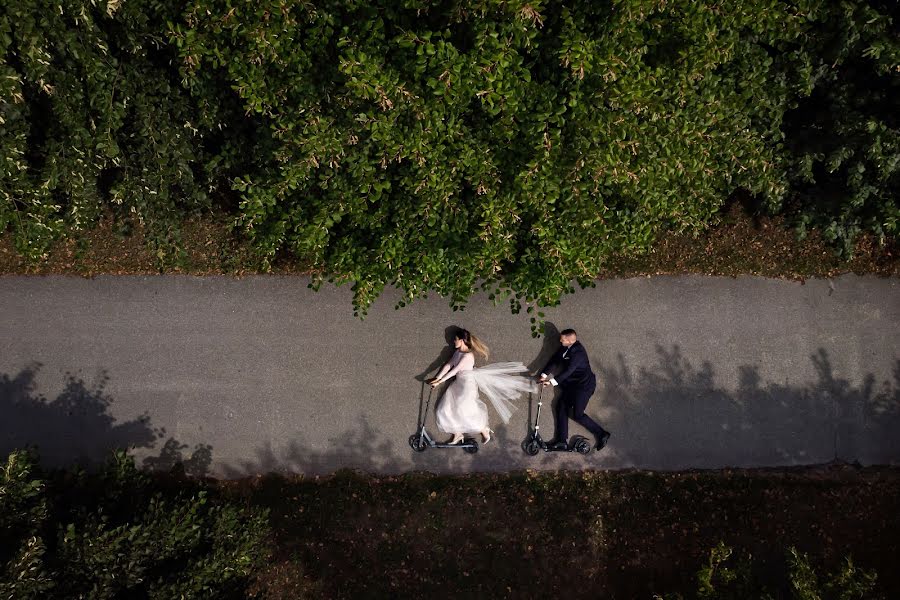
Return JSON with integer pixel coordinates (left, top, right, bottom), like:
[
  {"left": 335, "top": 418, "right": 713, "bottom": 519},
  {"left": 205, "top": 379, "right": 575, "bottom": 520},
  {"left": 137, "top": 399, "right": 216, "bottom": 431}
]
[{"left": 419, "top": 386, "right": 435, "bottom": 431}]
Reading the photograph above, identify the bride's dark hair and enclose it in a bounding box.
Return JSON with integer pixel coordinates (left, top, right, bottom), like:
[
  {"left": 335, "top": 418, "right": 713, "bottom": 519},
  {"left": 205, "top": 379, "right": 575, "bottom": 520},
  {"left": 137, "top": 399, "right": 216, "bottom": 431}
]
[{"left": 455, "top": 328, "right": 489, "bottom": 360}]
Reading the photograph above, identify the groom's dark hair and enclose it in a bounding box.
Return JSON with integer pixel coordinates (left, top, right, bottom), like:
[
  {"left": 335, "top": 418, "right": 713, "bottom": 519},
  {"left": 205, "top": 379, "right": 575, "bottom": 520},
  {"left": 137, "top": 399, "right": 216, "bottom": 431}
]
[{"left": 560, "top": 328, "right": 577, "bottom": 337}]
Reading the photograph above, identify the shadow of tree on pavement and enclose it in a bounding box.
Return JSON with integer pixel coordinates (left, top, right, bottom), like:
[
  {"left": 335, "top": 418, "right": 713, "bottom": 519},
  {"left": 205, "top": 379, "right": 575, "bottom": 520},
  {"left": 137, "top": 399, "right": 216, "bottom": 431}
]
[
  {"left": 0, "top": 363, "right": 214, "bottom": 476},
  {"left": 142, "top": 437, "right": 214, "bottom": 477},
  {"left": 0, "top": 363, "right": 160, "bottom": 467},
  {"left": 5, "top": 348, "right": 895, "bottom": 479},
  {"left": 223, "top": 347, "right": 899, "bottom": 477},
  {"left": 597, "top": 346, "right": 900, "bottom": 469}
]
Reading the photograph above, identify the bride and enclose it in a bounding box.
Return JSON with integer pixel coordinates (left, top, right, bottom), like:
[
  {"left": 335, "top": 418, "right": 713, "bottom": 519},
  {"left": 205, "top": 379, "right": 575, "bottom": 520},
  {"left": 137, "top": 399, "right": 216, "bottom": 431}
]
[{"left": 427, "top": 328, "right": 535, "bottom": 445}]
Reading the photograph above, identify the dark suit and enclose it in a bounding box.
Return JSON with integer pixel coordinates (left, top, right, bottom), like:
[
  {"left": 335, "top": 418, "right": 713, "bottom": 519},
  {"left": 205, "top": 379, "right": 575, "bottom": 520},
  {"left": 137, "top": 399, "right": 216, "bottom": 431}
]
[{"left": 540, "top": 341, "right": 607, "bottom": 442}]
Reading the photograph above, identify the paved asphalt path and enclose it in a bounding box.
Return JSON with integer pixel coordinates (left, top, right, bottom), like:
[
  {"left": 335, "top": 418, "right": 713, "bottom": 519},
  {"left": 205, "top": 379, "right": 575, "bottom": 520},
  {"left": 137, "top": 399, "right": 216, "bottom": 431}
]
[{"left": 1, "top": 275, "right": 897, "bottom": 477}]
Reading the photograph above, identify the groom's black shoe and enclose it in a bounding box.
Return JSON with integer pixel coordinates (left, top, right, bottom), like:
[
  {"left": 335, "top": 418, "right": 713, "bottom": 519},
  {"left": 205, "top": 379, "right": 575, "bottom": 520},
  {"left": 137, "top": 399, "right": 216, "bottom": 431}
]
[
  {"left": 595, "top": 431, "right": 611, "bottom": 451},
  {"left": 547, "top": 439, "right": 568, "bottom": 451}
]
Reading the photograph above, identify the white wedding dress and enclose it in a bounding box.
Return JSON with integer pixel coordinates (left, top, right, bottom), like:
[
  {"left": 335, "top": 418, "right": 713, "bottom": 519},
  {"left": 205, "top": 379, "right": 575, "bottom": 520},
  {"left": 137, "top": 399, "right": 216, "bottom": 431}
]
[{"left": 434, "top": 350, "right": 536, "bottom": 434}]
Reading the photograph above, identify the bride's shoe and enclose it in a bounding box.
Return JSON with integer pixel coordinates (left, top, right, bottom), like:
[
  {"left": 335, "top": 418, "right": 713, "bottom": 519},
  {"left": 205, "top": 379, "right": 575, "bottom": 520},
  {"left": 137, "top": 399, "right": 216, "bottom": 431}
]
[
  {"left": 447, "top": 433, "right": 465, "bottom": 445},
  {"left": 482, "top": 429, "right": 494, "bottom": 444}
]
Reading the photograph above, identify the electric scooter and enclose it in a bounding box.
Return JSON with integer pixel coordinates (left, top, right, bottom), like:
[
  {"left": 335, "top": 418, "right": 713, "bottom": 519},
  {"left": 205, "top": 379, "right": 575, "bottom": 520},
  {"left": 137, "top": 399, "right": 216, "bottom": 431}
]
[
  {"left": 522, "top": 386, "right": 592, "bottom": 456},
  {"left": 409, "top": 385, "right": 479, "bottom": 454}
]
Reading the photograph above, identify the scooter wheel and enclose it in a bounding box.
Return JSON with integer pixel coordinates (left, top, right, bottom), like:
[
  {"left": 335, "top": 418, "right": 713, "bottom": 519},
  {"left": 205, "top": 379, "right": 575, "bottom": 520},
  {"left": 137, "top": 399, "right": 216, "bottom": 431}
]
[
  {"left": 524, "top": 440, "right": 541, "bottom": 456},
  {"left": 573, "top": 437, "right": 591, "bottom": 455},
  {"left": 408, "top": 434, "right": 427, "bottom": 452},
  {"left": 463, "top": 439, "right": 478, "bottom": 454}
]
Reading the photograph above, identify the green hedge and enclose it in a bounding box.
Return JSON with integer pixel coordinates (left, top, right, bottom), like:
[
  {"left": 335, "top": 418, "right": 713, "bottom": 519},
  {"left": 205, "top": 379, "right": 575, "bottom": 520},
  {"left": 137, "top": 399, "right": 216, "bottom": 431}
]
[{"left": 2, "top": 0, "right": 898, "bottom": 318}]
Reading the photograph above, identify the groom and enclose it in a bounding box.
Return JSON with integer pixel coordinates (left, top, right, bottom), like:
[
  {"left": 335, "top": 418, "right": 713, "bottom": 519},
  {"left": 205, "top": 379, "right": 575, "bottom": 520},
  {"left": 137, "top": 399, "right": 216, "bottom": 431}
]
[{"left": 538, "top": 329, "right": 611, "bottom": 451}]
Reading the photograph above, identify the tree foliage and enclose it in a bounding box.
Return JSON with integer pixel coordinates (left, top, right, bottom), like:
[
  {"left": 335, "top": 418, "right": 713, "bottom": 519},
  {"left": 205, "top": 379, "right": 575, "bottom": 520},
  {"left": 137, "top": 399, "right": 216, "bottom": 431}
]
[
  {"left": 0, "top": 0, "right": 240, "bottom": 262},
  {"left": 173, "top": 0, "right": 825, "bottom": 318},
  {"left": 2, "top": 0, "right": 897, "bottom": 317}
]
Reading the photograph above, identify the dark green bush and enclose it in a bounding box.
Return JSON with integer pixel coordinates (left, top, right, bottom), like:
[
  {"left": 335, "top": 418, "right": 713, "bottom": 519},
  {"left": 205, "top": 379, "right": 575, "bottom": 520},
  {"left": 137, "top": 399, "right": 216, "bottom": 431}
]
[
  {"left": 0, "top": 450, "right": 269, "bottom": 600},
  {"left": 780, "top": 1, "right": 899, "bottom": 255},
  {"left": 657, "top": 541, "right": 880, "bottom": 600}
]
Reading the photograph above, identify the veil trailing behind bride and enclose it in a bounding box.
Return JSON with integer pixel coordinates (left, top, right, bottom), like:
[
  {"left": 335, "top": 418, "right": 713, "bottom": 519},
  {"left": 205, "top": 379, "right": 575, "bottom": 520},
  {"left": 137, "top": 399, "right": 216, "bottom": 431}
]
[{"left": 469, "top": 362, "right": 537, "bottom": 423}]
